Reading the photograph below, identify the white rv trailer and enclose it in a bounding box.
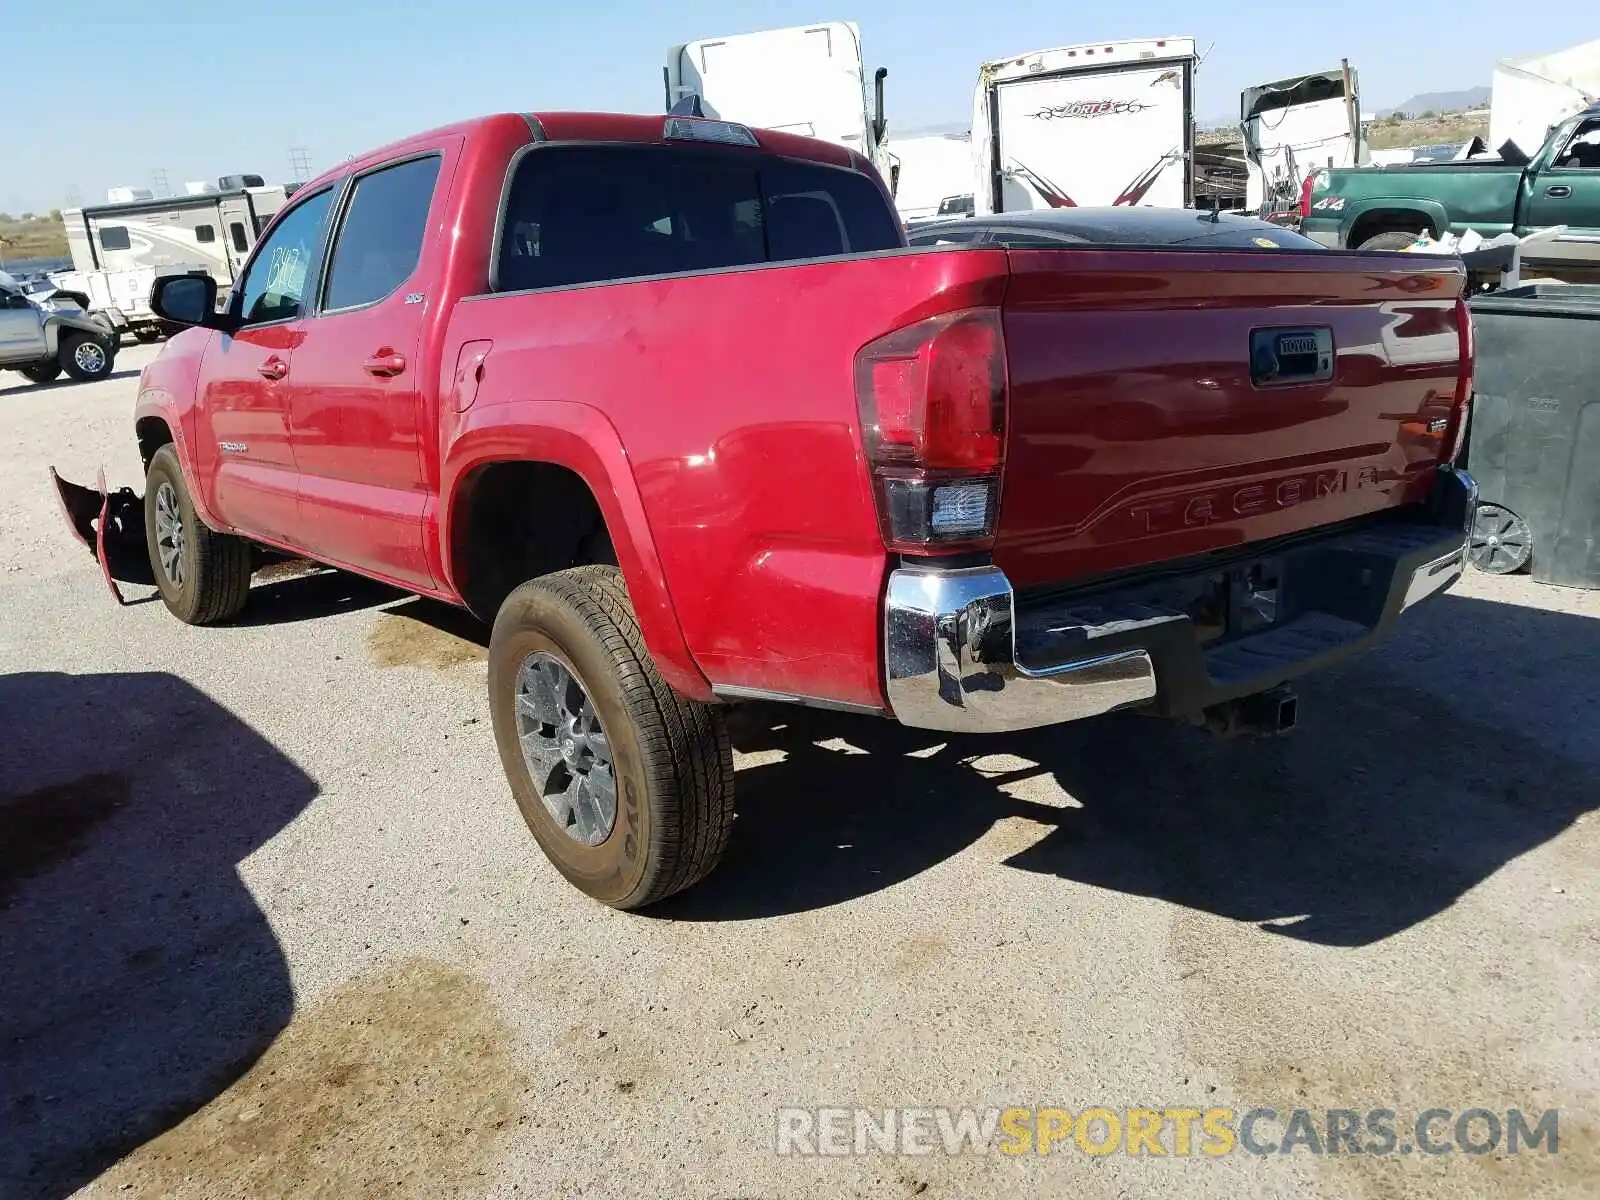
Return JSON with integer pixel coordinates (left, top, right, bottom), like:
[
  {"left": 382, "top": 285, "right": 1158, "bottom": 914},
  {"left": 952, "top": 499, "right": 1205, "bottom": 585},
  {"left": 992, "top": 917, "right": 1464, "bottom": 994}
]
[
  {"left": 1241, "top": 63, "right": 1364, "bottom": 217},
  {"left": 55, "top": 178, "right": 288, "bottom": 341},
  {"left": 971, "top": 36, "right": 1197, "bottom": 215},
  {"left": 665, "top": 22, "right": 894, "bottom": 188}
]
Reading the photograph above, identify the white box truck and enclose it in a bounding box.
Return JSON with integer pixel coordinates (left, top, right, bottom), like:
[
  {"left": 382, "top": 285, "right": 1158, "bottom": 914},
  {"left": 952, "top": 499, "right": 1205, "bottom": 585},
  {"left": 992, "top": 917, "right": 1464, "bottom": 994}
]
[
  {"left": 1491, "top": 39, "right": 1600, "bottom": 159},
  {"left": 891, "top": 133, "right": 975, "bottom": 222},
  {"left": 970, "top": 36, "right": 1197, "bottom": 215},
  {"left": 665, "top": 21, "right": 893, "bottom": 189}
]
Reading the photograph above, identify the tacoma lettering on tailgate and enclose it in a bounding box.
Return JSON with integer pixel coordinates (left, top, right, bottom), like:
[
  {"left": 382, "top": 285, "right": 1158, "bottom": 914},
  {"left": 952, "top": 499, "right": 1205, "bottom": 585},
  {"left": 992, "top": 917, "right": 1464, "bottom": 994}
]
[{"left": 1126, "top": 467, "right": 1382, "bottom": 535}]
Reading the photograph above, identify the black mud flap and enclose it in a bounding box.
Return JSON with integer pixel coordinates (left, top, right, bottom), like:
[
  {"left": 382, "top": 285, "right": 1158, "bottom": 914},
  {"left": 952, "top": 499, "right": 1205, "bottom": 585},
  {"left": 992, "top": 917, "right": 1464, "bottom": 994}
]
[{"left": 49, "top": 467, "right": 155, "bottom": 605}]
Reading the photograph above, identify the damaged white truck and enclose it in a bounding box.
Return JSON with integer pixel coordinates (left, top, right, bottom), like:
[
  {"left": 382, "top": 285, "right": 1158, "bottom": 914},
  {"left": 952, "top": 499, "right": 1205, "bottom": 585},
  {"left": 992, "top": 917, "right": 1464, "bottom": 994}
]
[{"left": 1241, "top": 62, "right": 1366, "bottom": 220}]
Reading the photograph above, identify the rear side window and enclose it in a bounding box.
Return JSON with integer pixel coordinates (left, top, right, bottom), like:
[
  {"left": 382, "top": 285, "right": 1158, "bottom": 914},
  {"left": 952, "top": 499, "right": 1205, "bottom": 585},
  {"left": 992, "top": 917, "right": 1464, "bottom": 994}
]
[
  {"left": 99, "top": 225, "right": 131, "bottom": 251},
  {"left": 494, "top": 144, "right": 900, "bottom": 292},
  {"left": 230, "top": 222, "right": 250, "bottom": 252},
  {"left": 195, "top": 224, "right": 216, "bottom": 243},
  {"left": 324, "top": 155, "right": 442, "bottom": 311}
]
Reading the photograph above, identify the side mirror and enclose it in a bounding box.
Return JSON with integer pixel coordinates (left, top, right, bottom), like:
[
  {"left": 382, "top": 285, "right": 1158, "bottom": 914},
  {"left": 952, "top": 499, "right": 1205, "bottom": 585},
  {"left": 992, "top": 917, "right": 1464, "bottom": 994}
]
[{"left": 151, "top": 273, "right": 234, "bottom": 331}]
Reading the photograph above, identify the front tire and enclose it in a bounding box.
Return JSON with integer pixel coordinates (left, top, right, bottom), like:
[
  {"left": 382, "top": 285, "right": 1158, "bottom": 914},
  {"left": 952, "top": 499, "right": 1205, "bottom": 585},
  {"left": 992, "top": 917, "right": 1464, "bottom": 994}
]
[
  {"left": 143, "top": 445, "right": 253, "bottom": 624},
  {"left": 19, "top": 362, "right": 62, "bottom": 384},
  {"left": 488, "top": 566, "right": 734, "bottom": 909},
  {"left": 59, "top": 331, "right": 116, "bottom": 381}
]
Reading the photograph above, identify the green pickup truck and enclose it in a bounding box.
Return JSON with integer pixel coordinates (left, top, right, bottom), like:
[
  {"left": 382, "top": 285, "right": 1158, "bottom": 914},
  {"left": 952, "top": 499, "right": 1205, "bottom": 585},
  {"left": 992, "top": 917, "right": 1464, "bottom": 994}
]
[{"left": 1301, "top": 102, "right": 1600, "bottom": 275}]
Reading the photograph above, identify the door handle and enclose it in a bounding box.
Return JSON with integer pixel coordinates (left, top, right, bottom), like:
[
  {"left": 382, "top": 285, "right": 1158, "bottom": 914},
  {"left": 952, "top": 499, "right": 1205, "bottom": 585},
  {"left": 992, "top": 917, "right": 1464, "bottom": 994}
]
[
  {"left": 1546, "top": 184, "right": 1573, "bottom": 198},
  {"left": 362, "top": 351, "right": 408, "bottom": 377},
  {"left": 257, "top": 357, "right": 288, "bottom": 381}
]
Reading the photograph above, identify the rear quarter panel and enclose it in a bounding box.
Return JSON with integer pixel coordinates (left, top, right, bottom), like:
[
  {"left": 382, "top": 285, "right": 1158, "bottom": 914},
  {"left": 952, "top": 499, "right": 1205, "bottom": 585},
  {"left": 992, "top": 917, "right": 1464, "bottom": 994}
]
[{"left": 440, "top": 249, "right": 1010, "bottom": 710}]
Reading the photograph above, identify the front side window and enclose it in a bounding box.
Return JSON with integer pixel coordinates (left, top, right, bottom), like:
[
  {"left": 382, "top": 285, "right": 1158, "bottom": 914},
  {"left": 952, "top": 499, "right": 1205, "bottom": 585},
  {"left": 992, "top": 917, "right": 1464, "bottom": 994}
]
[
  {"left": 99, "top": 225, "right": 131, "bottom": 252},
  {"left": 323, "top": 155, "right": 442, "bottom": 311},
  {"left": 494, "top": 144, "right": 901, "bottom": 292},
  {"left": 233, "top": 188, "right": 334, "bottom": 325},
  {"left": 1555, "top": 118, "right": 1600, "bottom": 169}
]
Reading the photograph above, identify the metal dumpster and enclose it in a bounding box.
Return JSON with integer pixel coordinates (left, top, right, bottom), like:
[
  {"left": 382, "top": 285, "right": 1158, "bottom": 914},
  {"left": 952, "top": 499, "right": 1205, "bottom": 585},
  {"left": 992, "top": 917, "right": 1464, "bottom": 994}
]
[{"left": 1463, "top": 283, "right": 1600, "bottom": 588}]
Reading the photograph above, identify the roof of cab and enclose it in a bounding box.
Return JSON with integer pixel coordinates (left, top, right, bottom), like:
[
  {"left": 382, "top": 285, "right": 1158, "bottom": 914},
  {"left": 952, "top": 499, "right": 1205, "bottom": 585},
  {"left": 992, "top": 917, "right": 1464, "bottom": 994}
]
[
  {"left": 529, "top": 111, "right": 857, "bottom": 169},
  {"left": 296, "top": 111, "right": 859, "bottom": 197}
]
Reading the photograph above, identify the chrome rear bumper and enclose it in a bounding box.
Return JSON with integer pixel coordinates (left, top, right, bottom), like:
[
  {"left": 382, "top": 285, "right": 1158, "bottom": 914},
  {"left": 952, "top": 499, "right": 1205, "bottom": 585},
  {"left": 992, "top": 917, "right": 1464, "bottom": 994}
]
[
  {"left": 885, "top": 569, "right": 1158, "bottom": 733},
  {"left": 884, "top": 468, "right": 1477, "bottom": 734}
]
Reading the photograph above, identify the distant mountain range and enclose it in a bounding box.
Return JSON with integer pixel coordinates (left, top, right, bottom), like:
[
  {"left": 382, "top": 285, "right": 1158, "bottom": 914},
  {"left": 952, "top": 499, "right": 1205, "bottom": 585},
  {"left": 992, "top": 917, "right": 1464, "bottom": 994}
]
[{"left": 1380, "top": 86, "right": 1490, "bottom": 116}]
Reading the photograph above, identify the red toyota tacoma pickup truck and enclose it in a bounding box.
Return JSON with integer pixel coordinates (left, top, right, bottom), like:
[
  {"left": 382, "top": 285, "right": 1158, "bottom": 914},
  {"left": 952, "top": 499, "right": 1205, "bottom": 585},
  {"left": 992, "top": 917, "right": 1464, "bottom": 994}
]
[{"left": 56, "top": 111, "right": 1477, "bottom": 909}]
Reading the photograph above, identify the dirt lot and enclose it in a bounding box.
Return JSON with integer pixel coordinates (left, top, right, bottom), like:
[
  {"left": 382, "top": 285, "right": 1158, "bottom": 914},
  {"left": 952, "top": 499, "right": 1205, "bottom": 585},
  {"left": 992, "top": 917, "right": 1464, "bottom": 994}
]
[{"left": 2, "top": 345, "right": 1597, "bottom": 1199}]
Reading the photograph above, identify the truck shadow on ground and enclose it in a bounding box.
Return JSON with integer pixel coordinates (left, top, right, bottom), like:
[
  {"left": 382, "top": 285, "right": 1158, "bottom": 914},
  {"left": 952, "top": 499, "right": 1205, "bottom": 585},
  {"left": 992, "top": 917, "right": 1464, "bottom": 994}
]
[
  {"left": 229, "top": 566, "right": 402, "bottom": 626},
  {"left": 0, "top": 671, "right": 317, "bottom": 1199},
  {"left": 663, "top": 591, "right": 1599, "bottom": 943},
  {"left": 0, "top": 366, "right": 142, "bottom": 396}
]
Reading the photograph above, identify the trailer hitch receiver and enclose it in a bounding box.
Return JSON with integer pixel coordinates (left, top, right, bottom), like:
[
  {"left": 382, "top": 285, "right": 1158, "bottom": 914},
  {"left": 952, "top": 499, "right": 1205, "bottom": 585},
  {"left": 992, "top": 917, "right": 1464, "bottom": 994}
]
[{"left": 49, "top": 466, "right": 153, "bottom": 605}]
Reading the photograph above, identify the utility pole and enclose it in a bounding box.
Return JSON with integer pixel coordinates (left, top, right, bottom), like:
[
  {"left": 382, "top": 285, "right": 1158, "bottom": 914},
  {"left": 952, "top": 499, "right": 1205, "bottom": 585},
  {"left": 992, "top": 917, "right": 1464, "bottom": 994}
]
[
  {"left": 64, "top": 184, "right": 82, "bottom": 207},
  {"left": 288, "top": 147, "right": 313, "bottom": 182},
  {"left": 151, "top": 168, "right": 170, "bottom": 197}
]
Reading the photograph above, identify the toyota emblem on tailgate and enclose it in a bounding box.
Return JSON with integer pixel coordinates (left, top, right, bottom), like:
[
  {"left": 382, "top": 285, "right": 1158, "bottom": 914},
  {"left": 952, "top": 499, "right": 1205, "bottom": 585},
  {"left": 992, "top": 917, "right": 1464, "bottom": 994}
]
[{"left": 1250, "top": 327, "right": 1335, "bottom": 387}]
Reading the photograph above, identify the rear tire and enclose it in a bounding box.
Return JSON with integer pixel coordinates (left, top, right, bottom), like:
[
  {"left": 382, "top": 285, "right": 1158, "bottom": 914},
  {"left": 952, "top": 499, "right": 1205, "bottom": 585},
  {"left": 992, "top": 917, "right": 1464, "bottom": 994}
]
[
  {"left": 1358, "top": 230, "right": 1427, "bottom": 252},
  {"left": 19, "top": 362, "right": 62, "bottom": 384},
  {"left": 59, "top": 331, "right": 115, "bottom": 381},
  {"left": 488, "top": 565, "right": 734, "bottom": 909},
  {"left": 143, "top": 445, "right": 253, "bottom": 624},
  {"left": 134, "top": 327, "right": 164, "bottom": 344}
]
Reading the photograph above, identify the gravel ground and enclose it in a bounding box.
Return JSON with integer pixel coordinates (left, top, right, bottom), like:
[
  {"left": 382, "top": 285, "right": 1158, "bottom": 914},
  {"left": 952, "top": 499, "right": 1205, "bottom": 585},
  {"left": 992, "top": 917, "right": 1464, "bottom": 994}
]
[{"left": 2, "top": 345, "right": 1596, "bottom": 1199}]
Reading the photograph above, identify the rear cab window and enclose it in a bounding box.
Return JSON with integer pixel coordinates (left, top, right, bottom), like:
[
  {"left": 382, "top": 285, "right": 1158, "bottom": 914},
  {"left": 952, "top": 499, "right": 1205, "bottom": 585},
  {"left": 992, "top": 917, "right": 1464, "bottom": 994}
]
[{"left": 493, "top": 144, "right": 901, "bottom": 292}]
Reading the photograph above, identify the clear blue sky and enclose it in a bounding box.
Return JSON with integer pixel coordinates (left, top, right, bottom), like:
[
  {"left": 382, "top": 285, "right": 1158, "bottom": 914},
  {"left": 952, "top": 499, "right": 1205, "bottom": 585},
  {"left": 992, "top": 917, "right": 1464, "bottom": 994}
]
[{"left": 0, "top": 0, "right": 1571, "bottom": 214}]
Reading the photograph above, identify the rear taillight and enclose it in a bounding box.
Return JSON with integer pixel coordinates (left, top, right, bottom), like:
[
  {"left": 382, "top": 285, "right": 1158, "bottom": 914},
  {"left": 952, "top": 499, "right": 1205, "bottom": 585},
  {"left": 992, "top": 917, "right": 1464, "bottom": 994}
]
[
  {"left": 1448, "top": 295, "right": 1474, "bottom": 462},
  {"left": 1299, "top": 169, "right": 1325, "bottom": 218},
  {"left": 854, "top": 307, "right": 1006, "bottom": 552}
]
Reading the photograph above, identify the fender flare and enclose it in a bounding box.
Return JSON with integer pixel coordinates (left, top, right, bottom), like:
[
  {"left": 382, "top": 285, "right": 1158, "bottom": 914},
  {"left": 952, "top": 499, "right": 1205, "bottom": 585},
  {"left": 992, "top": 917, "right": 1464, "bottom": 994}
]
[
  {"left": 42, "top": 312, "right": 116, "bottom": 359},
  {"left": 132, "top": 388, "right": 223, "bottom": 530},
  {"left": 440, "top": 401, "right": 712, "bottom": 702},
  {"left": 1340, "top": 199, "right": 1450, "bottom": 247}
]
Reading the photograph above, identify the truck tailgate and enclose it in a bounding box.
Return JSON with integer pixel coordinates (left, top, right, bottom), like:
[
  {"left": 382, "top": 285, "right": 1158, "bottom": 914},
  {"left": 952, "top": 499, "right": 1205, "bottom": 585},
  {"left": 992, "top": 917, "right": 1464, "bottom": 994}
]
[{"left": 994, "top": 248, "right": 1466, "bottom": 588}]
